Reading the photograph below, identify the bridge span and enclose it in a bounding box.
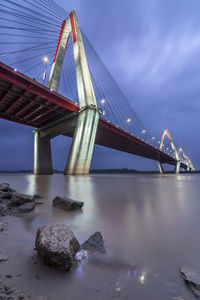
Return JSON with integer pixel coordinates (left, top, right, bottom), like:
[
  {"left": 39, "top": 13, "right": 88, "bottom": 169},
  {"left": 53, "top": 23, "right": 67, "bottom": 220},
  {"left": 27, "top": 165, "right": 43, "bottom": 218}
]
[{"left": 0, "top": 61, "right": 188, "bottom": 173}]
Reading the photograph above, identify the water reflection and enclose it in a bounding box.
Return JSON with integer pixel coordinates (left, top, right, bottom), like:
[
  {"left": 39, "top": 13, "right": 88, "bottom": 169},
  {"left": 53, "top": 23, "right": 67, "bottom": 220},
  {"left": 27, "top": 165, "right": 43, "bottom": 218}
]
[{"left": 1, "top": 173, "right": 200, "bottom": 299}]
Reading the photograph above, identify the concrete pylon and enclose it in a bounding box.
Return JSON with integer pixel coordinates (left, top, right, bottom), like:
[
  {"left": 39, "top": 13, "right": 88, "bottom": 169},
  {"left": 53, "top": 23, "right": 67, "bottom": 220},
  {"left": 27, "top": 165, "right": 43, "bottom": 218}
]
[
  {"left": 64, "top": 11, "right": 99, "bottom": 175},
  {"left": 34, "top": 130, "right": 53, "bottom": 174},
  {"left": 47, "top": 18, "right": 72, "bottom": 92},
  {"left": 157, "top": 161, "right": 164, "bottom": 174}
]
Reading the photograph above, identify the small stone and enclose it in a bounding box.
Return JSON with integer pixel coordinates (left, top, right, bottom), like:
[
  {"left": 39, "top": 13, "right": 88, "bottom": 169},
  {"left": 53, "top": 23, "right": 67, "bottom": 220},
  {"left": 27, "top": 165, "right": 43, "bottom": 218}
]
[
  {"left": 5, "top": 274, "right": 12, "bottom": 278},
  {"left": 53, "top": 196, "right": 84, "bottom": 211},
  {"left": 0, "top": 191, "right": 12, "bottom": 200},
  {"left": 0, "top": 255, "right": 8, "bottom": 262},
  {"left": 8, "top": 193, "right": 35, "bottom": 207},
  {"left": 180, "top": 267, "right": 200, "bottom": 298},
  {"left": 0, "top": 222, "right": 7, "bottom": 232},
  {"left": 80, "top": 232, "right": 106, "bottom": 253},
  {"left": 18, "top": 294, "right": 25, "bottom": 300},
  {"left": 0, "top": 183, "right": 9, "bottom": 192},
  {"left": 35, "top": 223, "right": 80, "bottom": 271},
  {"left": 33, "top": 194, "right": 42, "bottom": 199},
  {"left": 0, "top": 205, "right": 7, "bottom": 217},
  {"left": 11, "top": 202, "right": 35, "bottom": 214},
  {"left": 0, "top": 252, "right": 8, "bottom": 261}
]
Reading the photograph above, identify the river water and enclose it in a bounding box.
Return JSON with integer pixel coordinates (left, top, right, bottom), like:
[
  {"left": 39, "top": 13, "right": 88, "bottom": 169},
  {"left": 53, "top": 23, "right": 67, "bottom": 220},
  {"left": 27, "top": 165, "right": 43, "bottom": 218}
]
[{"left": 0, "top": 173, "right": 200, "bottom": 299}]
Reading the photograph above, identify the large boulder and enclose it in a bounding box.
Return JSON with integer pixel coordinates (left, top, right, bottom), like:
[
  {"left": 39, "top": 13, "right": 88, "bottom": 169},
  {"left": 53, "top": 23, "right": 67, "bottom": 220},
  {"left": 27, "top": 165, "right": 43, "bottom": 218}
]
[
  {"left": 35, "top": 224, "right": 80, "bottom": 271},
  {"left": 8, "top": 192, "right": 35, "bottom": 207},
  {"left": 80, "top": 231, "right": 106, "bottom": 253},
  {"left": 180, "top": 267, "right": 200, "bottom": 298},
  {"left": 53, "top": 196, "right": 84, "bottom": 211},
  {"left": 0, "top": 183, "right": 9, "bottom": 192}
]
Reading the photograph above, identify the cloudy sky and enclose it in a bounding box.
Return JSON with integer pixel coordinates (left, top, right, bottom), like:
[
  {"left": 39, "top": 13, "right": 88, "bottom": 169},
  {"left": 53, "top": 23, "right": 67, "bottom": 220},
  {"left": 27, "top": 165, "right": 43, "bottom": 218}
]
[{"left": 0, "top": 0, "right": 199, "bottom": 171}]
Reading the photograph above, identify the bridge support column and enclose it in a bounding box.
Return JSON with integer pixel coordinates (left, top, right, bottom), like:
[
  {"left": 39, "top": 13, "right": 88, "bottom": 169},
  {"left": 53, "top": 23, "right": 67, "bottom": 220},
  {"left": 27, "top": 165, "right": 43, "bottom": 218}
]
[
  {"left": 157, "top": 161, "right": 164, "bottom": 174},
  {"left": 64, "top": 108, "right": 99, "bottom": 175},
  {"left": 34, "top": 130, "right": 53, "bottom": 175},
  {"left": 175, "top": 160, "right": 180, "bottom": 174}
]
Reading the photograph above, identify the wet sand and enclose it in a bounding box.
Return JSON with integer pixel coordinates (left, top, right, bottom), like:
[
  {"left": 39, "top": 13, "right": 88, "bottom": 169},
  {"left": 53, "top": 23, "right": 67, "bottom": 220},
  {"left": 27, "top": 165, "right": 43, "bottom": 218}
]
[{"left": 0, "top": 173, "right": 200, "bottom": 299}]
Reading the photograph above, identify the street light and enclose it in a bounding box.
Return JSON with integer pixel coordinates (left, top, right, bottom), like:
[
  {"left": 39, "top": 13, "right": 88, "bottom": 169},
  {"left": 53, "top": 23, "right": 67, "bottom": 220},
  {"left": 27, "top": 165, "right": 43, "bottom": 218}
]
[
  {"left": 101, "top": 99, "right": 106, "bottom": 116},
  {"left": 126, "top": 118, "right": 132, "bottom": 133},
  {"left": 43, "top": 56, "right": 48, "bottom": 85},
  {"left": 141, "top": 129, "right": 146, "bottom": 141}
]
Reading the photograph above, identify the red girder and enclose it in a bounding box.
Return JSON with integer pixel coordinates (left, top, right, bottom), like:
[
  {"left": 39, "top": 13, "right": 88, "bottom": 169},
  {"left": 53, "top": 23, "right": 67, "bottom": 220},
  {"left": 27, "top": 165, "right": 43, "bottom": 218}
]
[
  {"left": 0, "top": 62, "right": 79, "bottom": 113},
  {"left": 0, "top": 84, "right": 14, "bottom": 104},
  {"left": 34, "top": 109, "right": 63, "bottom": 124},
  {"left": 4, "top": 90, "right": 27, "bottom": 114},
  {"left": 15, "top": 95, "right": 40, "bottom": 117}
]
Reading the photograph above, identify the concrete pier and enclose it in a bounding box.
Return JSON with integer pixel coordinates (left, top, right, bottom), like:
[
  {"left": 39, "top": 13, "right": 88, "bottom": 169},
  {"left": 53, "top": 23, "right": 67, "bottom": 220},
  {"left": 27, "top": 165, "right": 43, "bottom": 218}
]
[
  {"left": 34, "top": 130, "right": 53, "bottom": 175},
  {"left": 65, "top": 108, "right": 99, "bottom": 175},
  {"left": 175, "top": 160, "right": 180, "bottom": 174},
  {"left": 157, "top": 161, "right": 164, "bottom": 174}
]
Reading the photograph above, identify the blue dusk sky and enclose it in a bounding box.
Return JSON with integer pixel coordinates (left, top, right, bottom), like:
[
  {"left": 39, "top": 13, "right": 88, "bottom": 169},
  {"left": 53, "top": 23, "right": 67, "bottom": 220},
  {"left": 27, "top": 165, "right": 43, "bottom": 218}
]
[{"left": 0, "top": 0, "right": 199, "bottom": 171}]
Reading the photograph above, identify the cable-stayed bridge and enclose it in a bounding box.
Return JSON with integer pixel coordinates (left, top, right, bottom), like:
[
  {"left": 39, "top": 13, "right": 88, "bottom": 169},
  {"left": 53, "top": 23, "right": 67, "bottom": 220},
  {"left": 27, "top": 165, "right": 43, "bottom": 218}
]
[{"left": 0, "top": 0, "right": 195, "bottom": 174}]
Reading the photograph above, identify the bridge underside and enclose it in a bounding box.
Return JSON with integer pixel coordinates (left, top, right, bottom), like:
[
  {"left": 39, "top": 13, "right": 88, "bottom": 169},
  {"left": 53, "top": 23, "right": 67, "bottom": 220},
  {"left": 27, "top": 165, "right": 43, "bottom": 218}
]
[{"left": 0, "top": 62, "right": 186, "bottom": 169}]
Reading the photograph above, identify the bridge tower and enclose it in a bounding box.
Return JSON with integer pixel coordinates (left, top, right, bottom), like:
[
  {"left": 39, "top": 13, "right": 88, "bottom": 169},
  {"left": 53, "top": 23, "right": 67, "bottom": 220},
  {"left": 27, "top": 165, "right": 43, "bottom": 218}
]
[
  {"left": 158, "top": 129, "right": 180, "bottom": 174},
  {"left": 34, "top": 11, "right": 99, "bottom": 175}
]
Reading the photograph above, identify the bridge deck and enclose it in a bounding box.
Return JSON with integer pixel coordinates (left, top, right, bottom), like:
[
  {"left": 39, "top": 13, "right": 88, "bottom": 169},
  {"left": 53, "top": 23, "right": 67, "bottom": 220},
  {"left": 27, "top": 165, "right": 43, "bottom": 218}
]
[{"left": 0, "top": 62, "right": 177, "bottom": 166}]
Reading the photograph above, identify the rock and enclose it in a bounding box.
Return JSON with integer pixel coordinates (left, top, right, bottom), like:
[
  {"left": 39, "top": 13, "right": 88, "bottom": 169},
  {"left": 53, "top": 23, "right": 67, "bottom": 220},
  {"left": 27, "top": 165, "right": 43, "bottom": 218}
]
[
  {"left": 180, "top": 267, "right": 200, "bottom": 298},
  {"left": 0, "top": 222, "right": 7, "bottom": 232},
  {"left": 12, "top": 202, "right": 35, "bottom": 214},
  {"left": 53, "top": 196, "right": 84, "bottom": 211},
  {"left": 33, "top": 194, "right": 42, "bottom": 199},
  {"left": 0, "top": 191, "right": 13, "bottom": 200},
  {"left": 35, "top": 224, "right": 80, "bottom": 271},
  {"left": 0, "top": 205, "right": 7, "bottom": 217},
  {"left": 8, "top": 193, "right": 35, "bottom": 207},
  {"left": 0, "top": 251, "right": 8, "bottom": 262},
  {"left": 80, "top": 232, "right": 106, "bottom": 253},
  {"left": 0, "top": 183, "right": 9, "bottom": 192}
]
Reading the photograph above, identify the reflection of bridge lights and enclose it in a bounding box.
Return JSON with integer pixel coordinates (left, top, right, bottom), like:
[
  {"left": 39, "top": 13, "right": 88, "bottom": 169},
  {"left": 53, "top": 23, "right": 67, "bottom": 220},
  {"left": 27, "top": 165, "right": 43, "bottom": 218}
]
[
  {"left": 142, "top": 129, "right": 146, "bottom": 134},
  {"left": 139, "top": 271, "right": 147, "bottom": 284},
  {"left": 139, "top": 274, "right": 145, "bottom": 284},
  {"left": 151, "top": 136, "right": 155, "bottom": 140}
]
